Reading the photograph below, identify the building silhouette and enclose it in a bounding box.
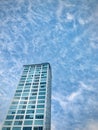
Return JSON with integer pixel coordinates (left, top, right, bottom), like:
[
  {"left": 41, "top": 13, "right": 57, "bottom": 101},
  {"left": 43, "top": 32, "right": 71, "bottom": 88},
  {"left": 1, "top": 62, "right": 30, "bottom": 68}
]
[{"left": 2, "top": 63, "right": 51, "bottom": 130}]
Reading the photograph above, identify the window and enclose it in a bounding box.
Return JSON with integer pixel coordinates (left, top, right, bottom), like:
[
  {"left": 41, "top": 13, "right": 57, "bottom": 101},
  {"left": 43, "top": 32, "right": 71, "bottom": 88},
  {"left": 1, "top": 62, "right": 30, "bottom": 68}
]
[
  {"left": 35, "top": 115, "right": 44, "bottom": 119},
  {"left": 38, "top": 100, "right": 45, "bottom": 104},
  {"left": 15, "top": 93, "right": 21, "bottom": 96},
  {"left": 29, "top": 101, "right": 36, "bottom": 104},
  {"left": 31, "top": 92, "right": 37, "bottom": 96},
  {"left": 27, "top": 105, "right": 35, "bottom": 109},
  {"left": 31, "top": 89, "right": 37, "bottom": 92},
  {"left": 32, "top": 86, "right": 38, "bottom": 88},
  {"left": 20, "top": 101, "right": 27, "bottom": 104},
  {"left": 40, "top": 82, "right": 46, "bottom": 85},
  {"left": 40, "top": 85, "right": 46, "bottom": 89},
  {"left": 16, "top": 90, "right": 22, "bottom": 93},
  {"left": 25, "top": 115, "right": 33, "bottom": 119},
  {"left": 36, "top": 109, "right": 44, "bottom": 114},
  {"left": 4, "top": 121, "right": 12, "bottom": 125},
  {"left": 29, "top": 96, "right": 36, "bottom": 100},
  {"left": 10, "top": 105, "right": 17, "bottom": 109},
  {"left": 6, "top": 115, "right": 14, "bottom": 120},
  {"left": 26, "top": 78, "right": 32, "bottom": 81},
  {"left": 23, "top": 127, "right": 32, "bottom": 130},
  {"left": 34, "top": 77, "right": 39, "bottom": 80},
  {"left": 18, "top": 83, "right": 24, "bottom": 86},
  {"left": 2, "top": 127, "right": 11, "bottom": 130},
  {"left": 25, "top": 83, "right": 31, "bottom": 85},
  {"left": 24, "top": 86, "right": 30, "bottom": 89},
  {"left": 21, "top": 97, "right": 28, "bottom": 100},
  {"left": 12, "top": 101, "right": 18, "bottom": 105},
  {"left": 29, "top": 72, "right": 34, "bottom": 74},
  {"left": 23, "top": 89, "right": 29, "bottom": 92},
  {"left": 34, "top": 120, "right": 43, "bottom": 125},
  {"left": 39, "top": 88, "right": 46, "bottom": 92},
  {"left": 26, "top": 110, "right": 34, "bottom": 114},
  {"left": 17, "top": 110, "right": 25, "bottom": 114},
  {"left": 12, "top": 127, "right": 21, "bottom": 130},
  {"left": 15, "top": 115, "right": 24, "bottom": 119},
  {"left": 8, "top": 110, "right": 16, "bottom": 114},
  {"left": 39, "top": 92, "right": 46, "bottom": 95},
  {"left": 22, "top": 93, "right": 29, "bottom": 96},
  {"left": 18, "top": 105, "right": 26, "bottom": 109},
  {"left": 38, "top": 96, "right": 45, "bottom": 99},
  {"left": 33, "top": 83, "right": 39, "bottom": 85},
  {"left": 24, "top": 120, "right": 33, "bottom": 125},
  {"left": 22, "top": 76, "right": 26, "bottom": 78},
  {"left": 37, "top": 105, "right": 44, "bottom": 108},
  {"left": 34, "top": 80, "right": 39, "bottom": 82},
  {"left": 40, "top": 78, "right": 46, "bottom": 82},
  {"left": 41, "top": 74, "right": 47, "bottom": 77},
  {"left": 14, "top": 121, "right": 22, "bottom": 125},
  {"left": 34, "top": 127, "right": 43, "bottom": 130}
]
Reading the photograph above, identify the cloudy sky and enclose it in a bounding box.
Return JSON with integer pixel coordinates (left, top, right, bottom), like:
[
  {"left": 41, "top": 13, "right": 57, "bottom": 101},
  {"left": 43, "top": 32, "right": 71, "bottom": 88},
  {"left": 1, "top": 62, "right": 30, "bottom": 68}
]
[{"left": 0, "top": 0, "right": 98, "bottom": 130}]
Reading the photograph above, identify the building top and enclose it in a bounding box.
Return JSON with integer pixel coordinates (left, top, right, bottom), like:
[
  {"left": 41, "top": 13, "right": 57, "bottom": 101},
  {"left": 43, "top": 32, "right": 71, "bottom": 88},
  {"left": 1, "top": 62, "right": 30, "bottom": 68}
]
[
  {"left": 23, "top": 62, "right": 51, "bottom": 68},
  {"left": 23, "top": 62, "right": 52, "bottom": 78}
]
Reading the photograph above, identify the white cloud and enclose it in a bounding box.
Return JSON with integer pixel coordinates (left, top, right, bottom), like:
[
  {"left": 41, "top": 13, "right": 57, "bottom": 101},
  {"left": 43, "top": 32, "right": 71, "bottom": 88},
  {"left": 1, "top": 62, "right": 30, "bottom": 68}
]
[
  {"left": 67, "top": 90, "right": 81, "bottom": 101},
  {"left": 79, "top": 81, "right": 93, "bottom": 91},
  {"left": 66, "top": 13, "right": 74, "bottom": 21}
]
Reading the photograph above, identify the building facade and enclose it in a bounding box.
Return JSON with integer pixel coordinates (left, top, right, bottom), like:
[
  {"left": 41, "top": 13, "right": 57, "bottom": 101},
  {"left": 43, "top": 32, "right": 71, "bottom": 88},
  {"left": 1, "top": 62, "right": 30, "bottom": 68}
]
[{"left": 2, "top": 63, "right": 51, "bottom": 130}]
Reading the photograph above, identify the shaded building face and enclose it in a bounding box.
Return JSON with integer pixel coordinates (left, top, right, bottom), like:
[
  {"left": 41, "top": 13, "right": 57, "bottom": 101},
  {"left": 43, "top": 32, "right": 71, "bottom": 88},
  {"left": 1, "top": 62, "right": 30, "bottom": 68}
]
[{"left": 2, "top": 63, "right": 51, "bottom": 130}]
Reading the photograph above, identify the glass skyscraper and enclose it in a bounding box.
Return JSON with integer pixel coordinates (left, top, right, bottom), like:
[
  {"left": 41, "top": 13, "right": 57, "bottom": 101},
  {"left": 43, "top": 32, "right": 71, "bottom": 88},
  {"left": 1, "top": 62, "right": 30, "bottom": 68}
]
[{"left": 2, "top": 63, "right": 51, "bottom": 130}]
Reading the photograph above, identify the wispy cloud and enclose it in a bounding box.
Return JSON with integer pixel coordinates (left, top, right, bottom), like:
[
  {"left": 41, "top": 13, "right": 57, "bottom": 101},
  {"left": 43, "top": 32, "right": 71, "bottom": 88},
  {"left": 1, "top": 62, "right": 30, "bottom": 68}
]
[
  {"left": 0, "top": 0, "right": 98, "bottom": 130},
  {"left": 67, "top": 90, "right": 81, "bottom": 101},
  {"left": 79, "top": 81, "right": 93, "bottom": 91}
]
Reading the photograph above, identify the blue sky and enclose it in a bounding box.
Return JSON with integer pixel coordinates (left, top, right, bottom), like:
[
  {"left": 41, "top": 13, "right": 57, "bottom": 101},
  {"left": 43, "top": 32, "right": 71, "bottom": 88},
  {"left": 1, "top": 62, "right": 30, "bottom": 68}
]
[{"left": 0, "top": 0, "right": 98, "bottom": 129}]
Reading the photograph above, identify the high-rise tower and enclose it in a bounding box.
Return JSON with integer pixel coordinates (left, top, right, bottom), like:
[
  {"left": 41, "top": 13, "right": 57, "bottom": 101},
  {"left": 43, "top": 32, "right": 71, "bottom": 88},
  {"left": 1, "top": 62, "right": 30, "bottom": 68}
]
[{"left": 2, "top": 63, "right": 51, "bottom": 130}]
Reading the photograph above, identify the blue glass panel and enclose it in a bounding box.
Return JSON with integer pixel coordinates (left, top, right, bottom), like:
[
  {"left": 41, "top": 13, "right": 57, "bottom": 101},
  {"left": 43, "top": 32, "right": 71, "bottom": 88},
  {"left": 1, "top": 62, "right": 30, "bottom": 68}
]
[
  {"left": 34, "top": 120, "right": 43, "bottom": 125},
  {"left": 17, "top": 110, "right": 25, "bottom": 114},
  {"left": 12, "top": 127, "right": 21, "bottom": 130},
  {"left": 38, "top": 100, "right": 45, "bottom": 104},
  {"left": 35, "top": 115, "right": 44, "bottom": 119},
  {"left": 26, "top": 110, "right": 34, "bottom": 114},
  {"left": 25, "top": 115, "right": 33, "bottom": 119},
  {"left": 36, "top": 109, "right": 44, "bottom": 114},
  {"left": 14, "top": 121, "right": 22, "bottom": 125},
  {"left": 23, "top": 127, "right": 32, "bottom": 130},
  {"left": 38, "top": 96, "right": 45, "bottom": 99},
  {"left": 34, "top": 127, "right": 43, "bottom": 130},
  {"left": 6, "top": 115, "right": 14, "bottom": 120},
  {"left": 15, "top": 115, "right": 24, "bottom": 119},
  {"left": 2, "top": 127, "right": 11, "bottom": 130},
  {"left": 4, "top": 121, "right": 12, "bottom": 125},
  {"left": 39, "top": 92, "right": 46, "bottom": 95},
  {"left": 8, "top": 110, "right": 16, "bottom": 114},
  {"left": 24, "top": 120, "right": 33, "bottom": 125},
  {"left": 37, "top": 105, "right": 44, "bottom": 108}
]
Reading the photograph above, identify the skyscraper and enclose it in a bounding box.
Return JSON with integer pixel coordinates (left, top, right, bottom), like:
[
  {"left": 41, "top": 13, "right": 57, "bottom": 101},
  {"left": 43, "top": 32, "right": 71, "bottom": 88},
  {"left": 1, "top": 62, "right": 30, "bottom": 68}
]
[{"left": 2, "top": 63, "right": 51, "bottom": 130}]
